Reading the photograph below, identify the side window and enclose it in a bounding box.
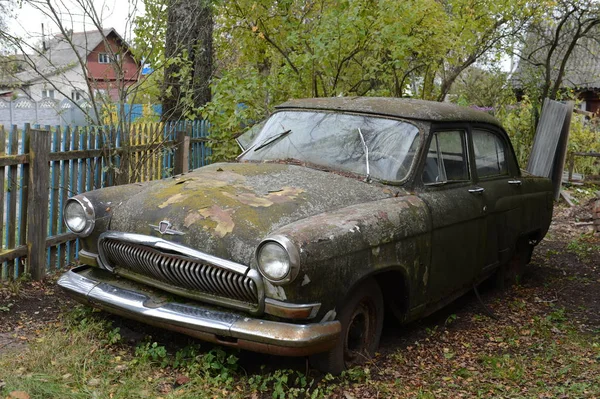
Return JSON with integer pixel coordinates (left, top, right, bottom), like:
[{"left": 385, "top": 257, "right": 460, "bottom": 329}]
[
  {"left": 422, "top": 130, "right": 469, "bottom": 185},
  {"left": 472, "top": 130, "right": 508, "bottom": 178}
]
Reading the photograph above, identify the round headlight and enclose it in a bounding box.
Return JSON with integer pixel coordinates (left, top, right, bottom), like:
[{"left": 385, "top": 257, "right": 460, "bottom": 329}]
[
  {"left": 257, "top": 242, "right": 290, "bottom": 281},
  {"left": 64, "top": 198, "right": 95, "bottom": 236}
]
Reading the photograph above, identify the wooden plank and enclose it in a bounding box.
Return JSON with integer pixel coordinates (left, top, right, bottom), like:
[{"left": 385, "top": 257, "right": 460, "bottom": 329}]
[
  {"left": 79, "top": 127, "right": 87, "bottom": 193},
  {"left": 106, "top": 125, "right": 115, "bottom": 186},
  {"left": 156, "top": 122, "right": 164, "bottom": 180},
  {"left": 18, "top": 124, "right": 31, "bottom": 277},
  {"left": 72, "top": 127, "right": 80, "bottom": 194},
  {"left": 117, "top": 125, "right": 130, "bottom": 184},
  {"left": 572, "top": 152, "right": 600, "bottom": 157},
  {"left": 174, "top": 128, "right": 190, "bottom": 175},
  {"left": 88, "top": 127, "right": 95, "bottom": 191},
  {"left": 142, "top": 124, "right": 148, "bottom": 182},
  {"left": 94, "top": 128, "right": 102, "bottom": 189},
  {"left": 150, "top": 124, "right": 159, "bottom": 180},
  {"left": 133, "top": 124, "right": 140, "bottom": 182},
  {"left": 58, "top": 126, "right": 69, "bottom": 270},
  {"left": 46, "top": 232, "right": 77, "bottom": 247},
  {"left": 47, "top": 149, "right": 103, "bottom": 161},
  {"left": 7, "top": 126, "right": 18, "bottom": 279},
  {"left": 27, "top": 128, "right": 50, "bottom": 280},
  {"left": 560, "top": 190, "right": 575, "bottom": 207},
  {"left": 574, "top": 108, "right": 594, "bottom": 117},
  {"left": 568, "top": 156, "right": 575, "bottom": 182},
  {"left": 65, "top": 126, "right": 74, "bottom": 265},
  {"left": 0, "top": 125, "right": 5, "bottom": 251},
  {"left": 49, "top": 127, "right": 60, "bottom": 271},
  {"left": 0, "top": 245, "right": 28, "bottom": 264},
  {"left": 0, "top": 154, "right": 29, "bottom": 167}
]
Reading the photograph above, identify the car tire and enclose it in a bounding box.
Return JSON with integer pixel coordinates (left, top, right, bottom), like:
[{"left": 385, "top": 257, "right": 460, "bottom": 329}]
[
  {"left": 310, "top": 278, "right": 384, "bottom": 375},
  {"left": 501, "top": 240, "right": 534, "bottom": 286}
]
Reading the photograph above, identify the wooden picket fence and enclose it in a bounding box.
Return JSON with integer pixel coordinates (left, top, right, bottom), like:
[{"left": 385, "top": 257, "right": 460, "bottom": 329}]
[{"left": 0, "top": 120, "right": 211, "bottom": 281}]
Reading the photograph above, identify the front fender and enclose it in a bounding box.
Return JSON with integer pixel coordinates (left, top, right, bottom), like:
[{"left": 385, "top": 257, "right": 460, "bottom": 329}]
[
  {"left": 72, "top": 182, "right": 149, "bottom": 253},
  {"left": 269, "top": 196, "right": 431, "bottom": 318}
]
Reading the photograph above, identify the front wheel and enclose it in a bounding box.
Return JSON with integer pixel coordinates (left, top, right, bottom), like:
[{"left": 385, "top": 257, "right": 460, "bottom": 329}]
[{"left": 310, "top": 279, "right": 384, "bottom": 375}]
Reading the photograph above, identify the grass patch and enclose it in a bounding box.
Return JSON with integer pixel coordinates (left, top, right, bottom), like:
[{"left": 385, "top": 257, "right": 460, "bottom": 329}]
[
  {"left": 2, "top": 303, "right": 598, "bottom": 398},
  {"left": 0, "top": 305, "right": 367, "bottom": 399},
  {"left": 566, "top": 233, "right": 600, "bottom": 262}
]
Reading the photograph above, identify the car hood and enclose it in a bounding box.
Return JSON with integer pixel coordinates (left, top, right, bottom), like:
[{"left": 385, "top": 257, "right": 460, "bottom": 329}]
[{"left": 110, "top": 162, "right": 404, "bottom": 265}]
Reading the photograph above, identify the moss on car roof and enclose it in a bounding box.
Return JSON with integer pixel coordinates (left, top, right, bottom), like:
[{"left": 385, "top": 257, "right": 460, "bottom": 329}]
[{"left": 275, "top": 97, "right": 502, "bottom": 127}]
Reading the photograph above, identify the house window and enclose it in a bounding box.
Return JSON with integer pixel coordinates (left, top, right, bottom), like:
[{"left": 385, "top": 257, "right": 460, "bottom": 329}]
[
  {"left": 71, "top": 90, "right": 84, "bottom": 101},
  {"left": 98, "top": 53, "right": 120, "bottom": 64},
  {"left": 41, "top": 89, "right": 55, "bottom": 99}
]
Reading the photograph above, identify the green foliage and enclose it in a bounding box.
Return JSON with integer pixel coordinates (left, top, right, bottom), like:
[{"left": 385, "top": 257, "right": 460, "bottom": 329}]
[
  {"left": 449, "top": 67, "right": 514, "bottom": 108},
  {"left": 135, "top": 341, "right": 168, "bottom": 366},
  {"left": 496, "top": 96, "right": 600, "bottom": 173},
  {"left": 567, "top": 113, "right": 600, "bottom": 176},
  {"left": 194, "top": 348, "right": 239, "bottom": 381},
  {"left": 495, "top": 97, "right": 538, "bottom": 168},
  {"left": 197, "top": 0, "right": 537, "bottom": 159},
  {"left": 132, "top": 0, "right": 168, "bottom": 68},
  {"left": 566, "top": 234, "right": 600, "bottom": 262}
]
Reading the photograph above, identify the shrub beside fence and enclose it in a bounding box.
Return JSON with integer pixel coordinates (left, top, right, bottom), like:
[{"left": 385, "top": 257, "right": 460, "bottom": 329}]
[{"left": 0, "top": 120, "right": 211, "bottom": 281}]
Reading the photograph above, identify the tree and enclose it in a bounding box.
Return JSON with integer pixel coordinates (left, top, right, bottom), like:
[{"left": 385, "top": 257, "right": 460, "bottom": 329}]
[
  {"left": 200, "top": 0, "right": 535, "bottom": 160},
  {"left": 513, "top": 0, "right": 600, "bottom": 102},
  {"left": 448, "top": 66, "right": 514, "bottom": 108},
  {"left": 161, "top": 0, "right": 213, "bottom": 121},
  {"left": 433, "top": 0, "right": 537, "bottom": 101}
]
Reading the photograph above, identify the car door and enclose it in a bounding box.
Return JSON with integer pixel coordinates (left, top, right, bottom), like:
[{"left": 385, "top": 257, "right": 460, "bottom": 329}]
[
  {"left": 470, "top": 127, "right": 523, "bottom": 273},
  {"left": 418, "top": 127, "right": 487, "bottom": 305}
]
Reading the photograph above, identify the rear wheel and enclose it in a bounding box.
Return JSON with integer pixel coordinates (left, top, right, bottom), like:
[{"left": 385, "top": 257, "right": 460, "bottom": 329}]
[
  {"left": 497, "top": 239, "right": 534, "bottom": 288},
  {"left": 310, "top": 279, "right": 384, "bottom": 375}
]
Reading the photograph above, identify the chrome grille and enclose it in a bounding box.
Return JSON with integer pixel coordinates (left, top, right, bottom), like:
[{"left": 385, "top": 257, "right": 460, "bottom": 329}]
[{"left": 100, "top": 238, "right": 259, "bottom": 305}]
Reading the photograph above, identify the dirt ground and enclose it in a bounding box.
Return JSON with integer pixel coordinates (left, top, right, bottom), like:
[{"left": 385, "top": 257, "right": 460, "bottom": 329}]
[{"left": 1, "top": 201, "right": 599, "bottom": 376}]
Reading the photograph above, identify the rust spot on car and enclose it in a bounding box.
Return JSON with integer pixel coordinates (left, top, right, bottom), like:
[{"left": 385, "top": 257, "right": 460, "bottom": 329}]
[
  {"left": 267, "top": 187, "right": 305, "bottom": 204},
  {"left": 183, "top": 211, "right": 204, "bottom": 228},
  {"left": 158, "top": 193, "right": 187, "bottom": 208},
  {"left": 198, "top": 205, "right": 235, "bottom": 238},
  {"left": 221, "top": 186, "right": 305, "bottom": 208},
  {"left": 221, "top": 192, "right": 274, "bottom": 208}
]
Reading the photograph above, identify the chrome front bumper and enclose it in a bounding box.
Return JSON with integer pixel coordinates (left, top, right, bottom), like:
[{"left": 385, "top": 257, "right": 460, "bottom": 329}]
[{"left": 57, "top": 266, "right": 341, "bottom": 356}]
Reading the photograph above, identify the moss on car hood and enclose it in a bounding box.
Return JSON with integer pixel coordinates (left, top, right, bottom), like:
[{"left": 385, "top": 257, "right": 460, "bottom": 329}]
[{"left": 109, "top": 162, "right": 404, "bottom": 265}]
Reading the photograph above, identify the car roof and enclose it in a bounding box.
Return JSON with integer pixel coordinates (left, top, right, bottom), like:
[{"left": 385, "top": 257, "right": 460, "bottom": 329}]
[{"left": 275, "top": 97, "right": 502, "bottom": 127}]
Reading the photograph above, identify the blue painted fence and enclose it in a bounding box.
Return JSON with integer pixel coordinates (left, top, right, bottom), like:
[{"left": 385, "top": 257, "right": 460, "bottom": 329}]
[{"left": 0, "top": 120, "right": 211, "bottom": 281}]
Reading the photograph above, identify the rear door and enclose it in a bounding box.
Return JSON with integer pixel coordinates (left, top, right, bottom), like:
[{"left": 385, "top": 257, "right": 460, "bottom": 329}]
[
  {"left": 418, "top": 127, "right": 487, "bottom": 304},
  {"left": 470, "top": 127, "right": 523, "bottom": 273}
]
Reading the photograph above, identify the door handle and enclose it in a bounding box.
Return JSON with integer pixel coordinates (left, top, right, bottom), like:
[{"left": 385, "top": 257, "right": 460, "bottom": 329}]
[
  {"left": 508, "top": 180, "right": 522, "bottom": 186},
  {"left": 468, "top": 187, "right": 485, "bottom": 194}
]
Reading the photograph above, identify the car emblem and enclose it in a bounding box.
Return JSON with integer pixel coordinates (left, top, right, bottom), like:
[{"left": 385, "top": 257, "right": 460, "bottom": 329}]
[{"left": 149, "top": 220, "right": 185, "bottom": 236}]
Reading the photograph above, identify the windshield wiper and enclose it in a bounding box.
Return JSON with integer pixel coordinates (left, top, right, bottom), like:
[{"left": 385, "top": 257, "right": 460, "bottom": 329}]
[
  {"left": 357, "top": 127, "right": 371, "bottom": 182},
  {"left": 253, "top": 129, "right": 292, "bottom": 152}
]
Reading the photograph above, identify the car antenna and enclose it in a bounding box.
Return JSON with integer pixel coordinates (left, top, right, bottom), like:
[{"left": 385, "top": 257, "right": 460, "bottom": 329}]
[{"left": 357, "top": 128, "right": 371, "bottom": 183}]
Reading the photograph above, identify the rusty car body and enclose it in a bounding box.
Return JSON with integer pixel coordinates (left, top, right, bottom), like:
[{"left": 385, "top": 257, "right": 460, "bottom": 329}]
[{"left": 58, "top": 97, "right": 553, "bottom": 374}]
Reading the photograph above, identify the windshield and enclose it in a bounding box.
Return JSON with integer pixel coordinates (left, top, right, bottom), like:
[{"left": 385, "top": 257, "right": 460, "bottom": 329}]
[{"left": 240, "top": 111, "right": 421, "bottom": 182}]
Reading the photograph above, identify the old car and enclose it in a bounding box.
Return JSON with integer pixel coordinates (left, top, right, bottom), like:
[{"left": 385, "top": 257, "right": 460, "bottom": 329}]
[{"left": 58, "top": 97, "right": 553, "bottom": 374}]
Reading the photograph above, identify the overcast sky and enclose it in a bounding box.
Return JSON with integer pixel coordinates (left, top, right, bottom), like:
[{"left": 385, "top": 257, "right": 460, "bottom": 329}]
[{"left": 8, "top": 0, "right": 142, "bottom": 44}]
